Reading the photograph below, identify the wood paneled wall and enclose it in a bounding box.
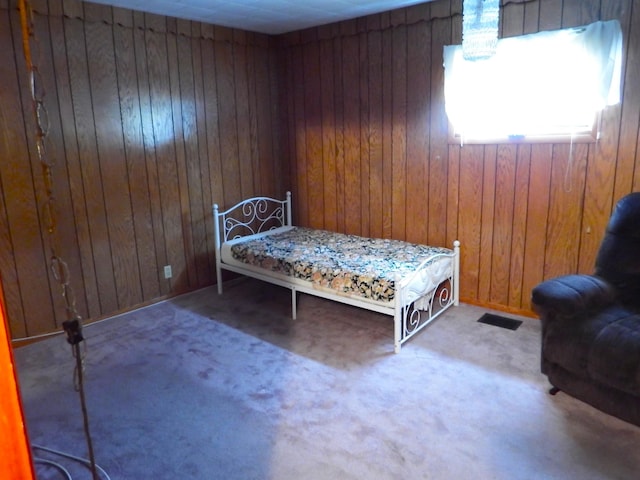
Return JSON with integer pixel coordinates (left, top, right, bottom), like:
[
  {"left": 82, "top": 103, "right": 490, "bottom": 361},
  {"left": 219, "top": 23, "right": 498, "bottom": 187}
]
[
  {"left": 0, "top": 0, "right": 284, "bottom": 338},
  {"left": 2, "top": 0, "right": 639, "bottom": 339},
  {"left": 279, "top": 0, "right": 640, "bottom": 315}
]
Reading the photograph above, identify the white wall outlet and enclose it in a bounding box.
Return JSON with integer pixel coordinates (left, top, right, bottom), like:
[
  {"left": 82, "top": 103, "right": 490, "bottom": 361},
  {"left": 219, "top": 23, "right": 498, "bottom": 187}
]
[{"left": 163, "top": 265, "right": 172, "bottom": 279}]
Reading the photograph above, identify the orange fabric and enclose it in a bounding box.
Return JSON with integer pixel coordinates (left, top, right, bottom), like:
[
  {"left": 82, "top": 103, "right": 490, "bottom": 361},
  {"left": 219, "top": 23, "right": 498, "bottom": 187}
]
[{"left": 0, "top": 279, "right": 35, "bottom": 479}]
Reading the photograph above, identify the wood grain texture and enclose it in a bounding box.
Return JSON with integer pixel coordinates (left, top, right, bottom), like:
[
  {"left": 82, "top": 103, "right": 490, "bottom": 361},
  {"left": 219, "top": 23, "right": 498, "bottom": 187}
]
[
  {"left": 380, "top": 13, "right": 393, "bottom": 239},
  {"left": 280, "top": 0, "right": 640, "bottom": 315},
  {"left": 191, "top": 23, "right": 215, "bottom": 284},
  {"left": 390, "top": 9, "right": 407, "bottom": 240},
  {"left": 233, "top": 31, "right": 254, "bottom": 201},
  {"left": 292, "top": 44, "right": 309, "bottom": 227},
  {"left": 0, "top": 0, "right": 283, "bottom": 337},
  {"left": 406, "top": 4, "right": 430, "bottom": 244},
  {"left": 457, "top": 145, "right": 484, "bottom": 300},
  {"left": 490, "top": 145, "right": 516, "bottom": 306},
  {"left": 136, "top": 12, "right": 169, "bottom": 297},
  {"left": 319, "top": 38, "right": 338, "bottom": 232},
  {"left": 478, "top": 145, "right": 497, "bottom": 302},
  {"left": 358, "top": 28, "right": 371, "bottom": 238},
  {"left": 303, "top": 40, "right": 324, "bottom": 229},
  {"left": 113, "top": 9, "right": 160, "bottom": 302},
  {"left": 3, "top": 0, "right": 640, "bottom": 339},
  {"left": 427, "top": 9, "right": 451, "bottom": 249},
  {"left": 367, "top": 18, "right": 383, "bottom": 239},
  {"left": 502, "top": 2, "right": 528, "bottom": 310},
  {"left": 333, "top": 31, "right": 346, "bottom": 234},
  {"left": 343, "top": 30, "right": 362, "bottom": 235}
]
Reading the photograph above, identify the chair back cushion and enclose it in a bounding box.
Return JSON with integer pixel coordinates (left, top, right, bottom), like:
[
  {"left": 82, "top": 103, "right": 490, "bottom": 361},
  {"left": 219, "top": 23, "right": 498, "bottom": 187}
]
[{"left": 595, "top": 192, "right": 640, "bottom": 311}]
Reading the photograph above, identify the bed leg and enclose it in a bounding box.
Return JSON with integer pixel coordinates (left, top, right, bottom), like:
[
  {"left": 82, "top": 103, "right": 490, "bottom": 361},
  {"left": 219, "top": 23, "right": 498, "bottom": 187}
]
[
  {"left": 394, "top": 308, "right": 402, "bottom": 354},
  {"left": 291, "top": 288, "right": 297, "bottom": 320},
  {"left": 453, "top": 240, "right": 460, "bottom": 306}
]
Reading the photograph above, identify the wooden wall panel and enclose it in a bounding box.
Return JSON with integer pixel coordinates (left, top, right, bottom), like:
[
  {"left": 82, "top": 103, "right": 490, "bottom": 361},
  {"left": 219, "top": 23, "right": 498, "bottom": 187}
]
[
  {"left": 457, "top": 145, "right": 484, "bottom": 300},
  {"left": 233, "top": 31, "right": 254, "bottom": 201},
  {"left": 281, "top": 0, "right": 640, "bottom": 315},
  {"left": 30, "top": 0, "right": 86, "bottom": 323},
  {"left": 200, "top": 27, "right": 222, "bottom": 191},
  {"left": 358, "top": 20, "right": 371, "bottom": 238},
  {"left": 366, "top": 16, "right": 383, "bottom": 239},
  {"left": 1, "top": 0, "right": 284, "bottom": 338},
  {"left": 501, "top": 5, "right": 528, "bottom": 310},
  {"left": 168, "top": 19, "right": 197, "bottom": 291},
  {"left": 318, "top": 32, "right": 337, "bottom": 232},
  {"left": 390, "top": 10, "right": 407, "bottom": 240},
  {"left": 343, "top": 22, "right": 363, "bottom": 235},
  {"left": 446, "top": 0, "right": 462, "bottom": 249},
  {"left": 3, "top": 0, "right": 640, "bottom": 337},
  {"left": 199, "top": 23, "right": 223, "bottom": 282},
  {"left": 544, "top": 144, "right": 588, "bottom": 279},
  {"left": 380, "top": 13, "right": 393, "bottom": 239},
  {"left": 215, "top": 27, "right": 242, "bottom": 209},
  {"left": 6, "top": 4, "right": 58, "bottom": 335},
  {"left": 579, "top": 0, "right": 631, "bottom": 274},
  {"left": 246, "top": 32, "right": 260, "bottom": 197},
  {"left": 406, "top": 4, "right": 431, "bottom": 244},
  {"left": 135, "top": 11, "right": 170, "bottom": 297},
  {"left": 1, "top": 9, "right": 27, "bottom": 337},
  {"left": 292, "top": 43, "right": 309, "bottom": 227},
  {"left": 50, "top": 0, "right": 100, "bottom": 316},
  {"left": 254, "top": 37, "right": 277, "bottom": 198},
  {"left": 478, "top": 145, "right": 497, "bottom": 302},
  {"left": 490, "top": 145, "right": 517, "bottom": 306},
  {"left": 283, "top": 38, "right": 299, "bottom": 222},
  {"left": 191, "top": 22, "right": 215, "bottom": 285},
  {"left": 145, "top": 18, "right": 188, "bottom": 295},
  {"left": 303, "top": 36, "right": 324, "bottom": 229},
  {"left": 508, "top": 146, "right": 531, "bottom": 308},
  {"left": 521, "top": 144, "right": 552, "bottom": 304},
  {"left": 332, "top": 26, "right": 346, "bottom": 233},
  {"left": 615, "top": 1, "right": 640, "bottom": 198},
  {"left": 113, "top": 7, "right": 160, "bottom": 302},
  {"left": 67, "top": 7, "right": 121, "bottom": 314},
  {"left": 88, "top": 4, "right": 145, "bottom": 309},
  {"left": 427, "top": 2, "right": 452, "bottom": 249}
]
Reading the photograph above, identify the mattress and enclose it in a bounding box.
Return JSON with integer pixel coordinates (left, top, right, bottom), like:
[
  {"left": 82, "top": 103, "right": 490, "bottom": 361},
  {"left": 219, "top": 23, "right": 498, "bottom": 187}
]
[{"left": 220, "top": 226, "right": 453, "bottom": 304}]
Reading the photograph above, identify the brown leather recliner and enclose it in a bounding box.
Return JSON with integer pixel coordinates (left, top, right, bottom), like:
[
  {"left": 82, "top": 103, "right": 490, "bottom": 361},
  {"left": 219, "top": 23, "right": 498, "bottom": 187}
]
[{"left": 531, "top": 192, "right": 640, "bottom": 427}]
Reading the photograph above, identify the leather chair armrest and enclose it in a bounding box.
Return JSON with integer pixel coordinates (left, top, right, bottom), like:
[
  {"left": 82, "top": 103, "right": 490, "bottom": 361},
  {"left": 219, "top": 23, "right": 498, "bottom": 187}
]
[{"left": 531, "top": 274, "right": 616, "bottom": 317}]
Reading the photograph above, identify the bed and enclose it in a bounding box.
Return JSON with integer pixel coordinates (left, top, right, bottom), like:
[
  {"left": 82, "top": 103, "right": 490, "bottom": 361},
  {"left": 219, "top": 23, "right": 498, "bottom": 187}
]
[{"left": 213, "top": 192, "right": 460, "bottom": 353}]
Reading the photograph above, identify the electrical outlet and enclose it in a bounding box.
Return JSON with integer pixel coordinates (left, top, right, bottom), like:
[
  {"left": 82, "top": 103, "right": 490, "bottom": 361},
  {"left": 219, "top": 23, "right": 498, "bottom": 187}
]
[{"left": 163, "top": 265, "right": 172, "bottom": 279}]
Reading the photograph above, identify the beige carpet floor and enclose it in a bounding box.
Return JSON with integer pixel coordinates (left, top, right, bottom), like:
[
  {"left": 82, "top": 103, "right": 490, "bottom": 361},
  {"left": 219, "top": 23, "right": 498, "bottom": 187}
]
[{"left": 14, "top": 278, "right": 640, "bottom": 479}]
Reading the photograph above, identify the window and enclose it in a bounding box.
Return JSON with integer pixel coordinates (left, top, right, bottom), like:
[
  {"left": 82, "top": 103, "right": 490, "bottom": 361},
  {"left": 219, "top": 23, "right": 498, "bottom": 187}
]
[{"left": 443, "top": 20, "right": 623, "bottom": 144}]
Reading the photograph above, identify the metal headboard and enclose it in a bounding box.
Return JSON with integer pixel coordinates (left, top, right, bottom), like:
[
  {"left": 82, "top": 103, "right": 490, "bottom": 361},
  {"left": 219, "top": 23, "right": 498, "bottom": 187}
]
[{"left": 214, "top": 192, "right": 292, "bottom": 245}]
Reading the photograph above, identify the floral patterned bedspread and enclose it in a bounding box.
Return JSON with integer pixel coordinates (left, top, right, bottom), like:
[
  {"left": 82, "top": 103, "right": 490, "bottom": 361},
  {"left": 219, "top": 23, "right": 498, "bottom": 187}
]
[{"left": 229, "top": 227, "right": 452, "bottom": 302}]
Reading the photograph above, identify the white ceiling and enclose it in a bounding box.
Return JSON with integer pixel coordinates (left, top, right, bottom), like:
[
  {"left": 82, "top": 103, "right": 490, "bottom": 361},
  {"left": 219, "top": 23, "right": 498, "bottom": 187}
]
[{"left": 85, "top": 0, "right": 432, "bottom": 35}]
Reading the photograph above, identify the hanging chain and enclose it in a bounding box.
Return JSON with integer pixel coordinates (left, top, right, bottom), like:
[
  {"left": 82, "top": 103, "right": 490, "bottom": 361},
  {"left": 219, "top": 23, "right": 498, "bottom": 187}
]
[
  {"left": 18, "top": 3, "right": 100, "bottom": 479},
  {"left": 18, "top": 1, "right": 85, "bottom": 348},
  {"left": 19, "top": 0, "right": 86, "bottom": 379}
]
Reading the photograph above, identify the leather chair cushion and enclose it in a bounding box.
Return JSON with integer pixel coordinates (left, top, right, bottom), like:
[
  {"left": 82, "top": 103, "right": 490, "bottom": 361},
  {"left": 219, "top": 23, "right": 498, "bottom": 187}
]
[
  {"left": 588, "top": 313, "right": 640, "bottom": 396},
  {"left": 595, "top": 192, "right": 640, "bottom": 312},
  {"left": 531, "top": 274, "right": 615, "bottom": 316},
  {"left": 543, "top": 307, "right": 640, "bottom": 397}
]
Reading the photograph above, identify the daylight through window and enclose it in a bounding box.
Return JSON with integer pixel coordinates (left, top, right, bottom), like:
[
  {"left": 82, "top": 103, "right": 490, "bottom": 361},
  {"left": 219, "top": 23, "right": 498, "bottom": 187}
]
[{"left": 443, "top": 20, "right": 623, "bottom": 144}]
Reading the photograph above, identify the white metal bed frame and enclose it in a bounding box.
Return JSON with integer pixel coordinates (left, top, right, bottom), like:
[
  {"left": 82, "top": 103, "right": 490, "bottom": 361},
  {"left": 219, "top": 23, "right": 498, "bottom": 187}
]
[{"left": 213, "top": 192, "right": 460, "bottom": 353}]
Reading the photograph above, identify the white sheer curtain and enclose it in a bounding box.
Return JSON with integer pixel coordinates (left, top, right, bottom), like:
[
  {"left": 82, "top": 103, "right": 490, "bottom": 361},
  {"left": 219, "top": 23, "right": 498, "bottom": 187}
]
[{"left": 443, "top": 20, "right": 623, "bottom": 141}]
